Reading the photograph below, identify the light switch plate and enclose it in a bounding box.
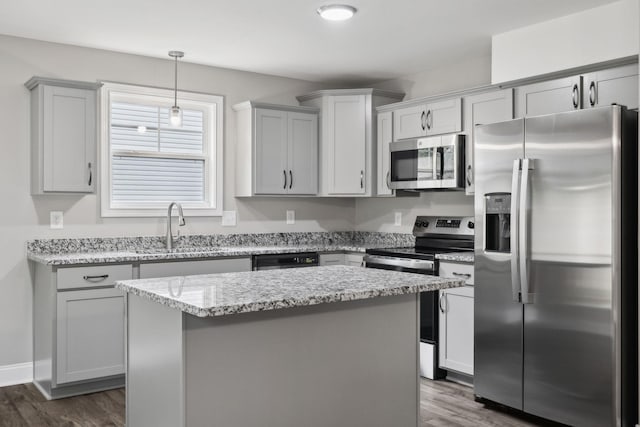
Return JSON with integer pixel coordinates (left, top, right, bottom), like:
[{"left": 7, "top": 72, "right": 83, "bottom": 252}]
[
  {"left": 394, "top": 211, "right": 402, "bottom": 226},
  {"left": 286, "top": 210, "right": 295, "bottom": 225},
  {"left": 50, "top": 211, "right": 63, "bottom": 229},
  {"left": 221, "top": 210, "right": 237, "bottom": 227}
]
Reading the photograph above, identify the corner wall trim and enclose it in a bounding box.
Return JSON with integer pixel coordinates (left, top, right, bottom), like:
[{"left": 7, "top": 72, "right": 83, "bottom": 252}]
[{"left": 0, "top": 362, "right": 33, "bottom": 387}]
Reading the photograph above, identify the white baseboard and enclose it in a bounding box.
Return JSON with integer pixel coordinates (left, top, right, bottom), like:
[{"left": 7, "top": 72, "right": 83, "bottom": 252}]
[{"left": 0, "top": 362, "right": 33, "bottom": 387}]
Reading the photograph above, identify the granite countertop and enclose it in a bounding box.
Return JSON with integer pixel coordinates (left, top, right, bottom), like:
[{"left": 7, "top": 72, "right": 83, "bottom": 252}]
[
  {"left": 26, "top": 232, "right": 414, "bottom": 266},
  {"left": 115, "top": 265, "right": 465, "bottom": 317},
  {"left": 435, "top": 252, "right": 474, "bottom": 263}
]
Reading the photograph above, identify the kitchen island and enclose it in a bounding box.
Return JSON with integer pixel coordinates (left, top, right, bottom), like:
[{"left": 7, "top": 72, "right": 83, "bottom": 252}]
[{"left": 116, "top": 265, "right": 464, "bottom": 427}]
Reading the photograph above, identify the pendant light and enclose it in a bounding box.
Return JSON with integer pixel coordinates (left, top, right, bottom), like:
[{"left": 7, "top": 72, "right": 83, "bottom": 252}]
[{"left": 168, "top": 50, "right": 184, "bottom": 127}]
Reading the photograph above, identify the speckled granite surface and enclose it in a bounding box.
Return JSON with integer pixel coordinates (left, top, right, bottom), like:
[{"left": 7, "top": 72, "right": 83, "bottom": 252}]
[
  {"left": 115, "top": 265, "right": 465, "bottom": 317},
  {"left": 27, "top": 232, "right": 414, "bottom": 266},
  {"left": 435, "top": 252, "right": 474, "bottom": 263}
]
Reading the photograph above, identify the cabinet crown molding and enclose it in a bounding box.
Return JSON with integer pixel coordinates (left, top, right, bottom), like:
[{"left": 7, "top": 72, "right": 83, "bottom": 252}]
[
  {"left": 296, "top": 88, "right": 405, "bottom": 103},
  {"left": 25, "top": 76, "right": 103, "bottom": 91},
  {"left": 232, "top": 101, "right": 319, "bottom": 113}
]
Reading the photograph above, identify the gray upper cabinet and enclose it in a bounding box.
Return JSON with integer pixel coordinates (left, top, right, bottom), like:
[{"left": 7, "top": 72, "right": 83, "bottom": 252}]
[
  {"left": 583, "top": 63, "right": 638, "bottom": 110},
  {"left": 297, "top": 89, "right": 404, "bottom": 197},
  {"left": 462, "top": 89, "right": 513, "bottom": 195},
  {"left": 515, "top": 63, "right": 639, "bottom": 117},
  {"left": 392, "top": 98, "right": 461, "bottom": 140},
  {"left": 514, "top": 75, "right": 582, "bottom": 118},
  {"left": 234, "top": 102, "right": 318, "bottom": 196},
  {"left": 25, "top": 77, "right": 101, "bottom": 195}
]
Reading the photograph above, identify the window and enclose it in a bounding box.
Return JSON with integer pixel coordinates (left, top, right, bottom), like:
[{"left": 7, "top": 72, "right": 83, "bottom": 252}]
[{"left": 100, "top": 82, "right": 223, "bottom": 217}]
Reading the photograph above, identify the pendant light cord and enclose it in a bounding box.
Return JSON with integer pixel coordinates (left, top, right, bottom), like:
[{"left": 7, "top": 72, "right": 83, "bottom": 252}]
[{"left": 174, "top": 55, "right": 178, "bottom": 107}]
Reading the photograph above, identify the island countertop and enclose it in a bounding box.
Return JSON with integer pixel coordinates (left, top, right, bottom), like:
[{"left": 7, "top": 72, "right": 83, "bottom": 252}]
[{"left": 115, "top": 265, "right": 465, "bottom": 317}]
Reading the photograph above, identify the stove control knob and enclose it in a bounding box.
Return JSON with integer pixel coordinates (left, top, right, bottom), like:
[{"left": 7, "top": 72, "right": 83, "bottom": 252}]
[
  {"left": 421, "top": 221, "right": 429, "bottom": 228},
  {"left": 468, "top": 221, "right": 474, "bottom": 229}
]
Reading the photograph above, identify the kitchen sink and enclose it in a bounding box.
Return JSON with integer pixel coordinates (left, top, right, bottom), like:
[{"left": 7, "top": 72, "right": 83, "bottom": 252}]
[{"left": 134, "top": 247, "right": 225, "bottom": 255}]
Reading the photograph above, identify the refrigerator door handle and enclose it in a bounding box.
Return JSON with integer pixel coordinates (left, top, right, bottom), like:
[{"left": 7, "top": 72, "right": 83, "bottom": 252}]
[
  {"left": 510, "top": 159, "right": 522, "bottom": 302},
  {"left": 519, "top": 158, "right": 534, "bottom": 304}
]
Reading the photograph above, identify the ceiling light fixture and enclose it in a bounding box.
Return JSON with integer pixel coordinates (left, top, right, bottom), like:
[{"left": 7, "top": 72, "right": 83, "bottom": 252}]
[
  {"left": 168, "top": 50, "right": 184, "bottom": 127},
  {"left": 317, "top": 4, "right": 357, "bottom": 21}
]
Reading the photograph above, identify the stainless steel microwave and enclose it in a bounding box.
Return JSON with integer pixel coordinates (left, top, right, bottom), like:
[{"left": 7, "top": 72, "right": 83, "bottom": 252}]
[{"left": 389, "top": 135, "right": 465, "bottom": 190}]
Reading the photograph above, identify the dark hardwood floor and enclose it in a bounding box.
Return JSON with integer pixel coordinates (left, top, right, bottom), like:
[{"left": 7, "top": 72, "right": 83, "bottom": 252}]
[{"left": 0, "top": 380, "right": 546, "bottom": 426}]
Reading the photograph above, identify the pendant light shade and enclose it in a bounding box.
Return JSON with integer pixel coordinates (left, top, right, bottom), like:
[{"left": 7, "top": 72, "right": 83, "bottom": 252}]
[{"left": 168, "top": 50, "right": 184, "bottom": 127}]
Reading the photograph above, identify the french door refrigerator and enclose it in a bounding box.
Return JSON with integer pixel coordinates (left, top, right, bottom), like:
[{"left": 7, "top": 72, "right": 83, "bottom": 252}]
[{"left": 473, "top": 105, "right": 638, "bottom": 427}]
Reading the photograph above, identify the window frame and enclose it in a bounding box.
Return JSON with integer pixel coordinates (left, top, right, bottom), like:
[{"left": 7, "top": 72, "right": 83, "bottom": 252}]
[{"left": 99, "top": 82, "right": 224, "bottom": 217}]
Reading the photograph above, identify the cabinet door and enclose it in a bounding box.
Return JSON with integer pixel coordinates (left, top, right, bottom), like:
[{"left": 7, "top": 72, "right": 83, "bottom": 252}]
[
  {"left": 514, "top": 75, "right": 582, "bottom": 118},
  {"left": 287, "top": 111, "right": 318, "bottom": 195},
  {"left": 583, "top": 64, "right": 639, "bottom": 110},
  {"left": 463, "top": 89, "right": 513, "bottom": 195},
  {"left": 255, "top": 108, "right": 288, "bottom": 195},
  {"left": 326, "top": 95, "right": 367, "bottom": 195},
  {"left": 56, "top": 288, "right": 125, "bottom": 384},
  {"left": 425, "top": 98, "right": 462, "bottom": 136},
  {"left": 319, "top": 253, "right": 345, "bottom": 266},
  {"left": 43, "top": 85, "right": 95, "bottom": 192},
  {"left": 344, "top": 253, "right": 364, "bottom": 267},
  {"left": 438, "top": 286, "right": 474, "bottom": 375},
  {"left": 393, "top": 104, "right": 427, "bottom": 140},
  {"left": 376, "top": 111, "right": 394, "bottom": 196}
]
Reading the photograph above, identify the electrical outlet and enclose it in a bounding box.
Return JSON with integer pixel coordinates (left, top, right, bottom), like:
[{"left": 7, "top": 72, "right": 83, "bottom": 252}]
[
  {"left": 286, "top": 210, "right": 295, "bottom": 225},
  {"left": 50, "top": 211, "right": 64, "bottom": 229},
  {"left": 221, "top": 210, "right": 237, "bottom": 227},
  {"left": 394, "top": 211, "right": 402, "bottom": 226}
]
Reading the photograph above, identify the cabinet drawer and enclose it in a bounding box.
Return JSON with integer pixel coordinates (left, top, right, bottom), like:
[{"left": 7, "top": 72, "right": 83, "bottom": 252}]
[
  {"left": 438, "top": 262, "right": 474, "bottom": 285},
  {"left": 57, "top": 264, "right": 133, "bottom": 290},
  {"left": 139, "top": 258, "right": 251, "bottom": 279}
]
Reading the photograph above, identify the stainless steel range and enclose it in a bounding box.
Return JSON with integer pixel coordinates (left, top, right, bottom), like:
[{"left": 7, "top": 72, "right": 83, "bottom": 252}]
[{"left": 364, "top": 216, "right": 474, "bottom": 379}]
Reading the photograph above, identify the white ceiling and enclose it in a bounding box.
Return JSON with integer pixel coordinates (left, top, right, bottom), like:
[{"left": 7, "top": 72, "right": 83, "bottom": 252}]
[{"left": 0, "top": 0, "right": 619, "bottom": 84}]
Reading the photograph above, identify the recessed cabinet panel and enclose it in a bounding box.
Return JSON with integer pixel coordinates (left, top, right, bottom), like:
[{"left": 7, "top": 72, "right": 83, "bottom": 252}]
[
  {"left": 56, "top": 288, "right": 125, "bottom": 384},
  {"left": 393, "top": 104, "right": 427, "bottom": 140},
  {"left": 26, "top": 77, "right": 100, "bottom": 195},
  {"left": 255, "top": 109, "right": 288, "bottom": 195},
  {"left": 583, "top": 64, "right": 639, "bottom": 110},
  {"left": 328, "top": 95, "right": 367, "bottom": 195},
  {"left": 427, "top": 98, "right": 462, "bottom": 136},
  {"left": 376, "top": 111, "right": 393, "bottom": 196},
  {"left": 438, "top": 285, "right": 474, "bottom": 375},
  {"left": 288, "top": 112, "right": 318, "bottom": 195},
  {"left": 514, "top": 76, "right": 582, "bottom": 118}
]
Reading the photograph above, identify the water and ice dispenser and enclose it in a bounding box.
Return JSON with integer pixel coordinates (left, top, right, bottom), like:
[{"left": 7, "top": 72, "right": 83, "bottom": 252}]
[{"left": 485, "top": 193, "right": 511, "bottom": 253}]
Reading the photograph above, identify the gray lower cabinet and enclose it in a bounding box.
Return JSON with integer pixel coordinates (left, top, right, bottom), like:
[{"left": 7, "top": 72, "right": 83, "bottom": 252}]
[
  {"left": 319, "top": 253, "right": 345, "bottom": 266},
  {"left": 438, "top": 261, "right": 474, "bottom": 376},
  {"left": 33, "top": 263, "right": 132, "bottom": 399},
  {"left": 139, "top": 258, "right": 251, "bottom": 278},
  {"left": 25, "top": 77, "right": 102, "bottom": 195},
  {"left": 56, "top": 288, "right": 125, "bottom": 384},
  {"left": 344, "top": 253, "right": 364, "bottom": 267},
  {"left": 319, "top": 252, "right": 364, "bottom": 267}
]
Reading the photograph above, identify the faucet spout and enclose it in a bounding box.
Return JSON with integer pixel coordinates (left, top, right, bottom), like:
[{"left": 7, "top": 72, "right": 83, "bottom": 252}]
[{"left": 166, "top": 202, "right": 186, "bottom": 250}]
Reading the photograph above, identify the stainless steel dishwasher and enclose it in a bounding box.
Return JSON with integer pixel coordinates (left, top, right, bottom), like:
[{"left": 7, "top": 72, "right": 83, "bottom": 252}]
[{"left": 251, "top": 252, "right": 319, "bottom": 270}]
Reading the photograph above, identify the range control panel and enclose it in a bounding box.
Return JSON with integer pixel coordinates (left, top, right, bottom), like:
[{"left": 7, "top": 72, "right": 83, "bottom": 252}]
[{"left": 413, "top": 216, "right": 475, "bottom": 237}]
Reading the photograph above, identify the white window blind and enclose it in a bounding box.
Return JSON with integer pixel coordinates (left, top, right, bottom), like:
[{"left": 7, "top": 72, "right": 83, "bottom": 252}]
[{"left": 100, "top": 83, "right": 223, "bottom": 217}]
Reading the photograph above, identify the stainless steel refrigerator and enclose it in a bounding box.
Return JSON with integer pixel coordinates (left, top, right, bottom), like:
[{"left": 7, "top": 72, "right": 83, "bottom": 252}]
[{"left": 473, "top": 105, "right": 638, "bottom": 427}]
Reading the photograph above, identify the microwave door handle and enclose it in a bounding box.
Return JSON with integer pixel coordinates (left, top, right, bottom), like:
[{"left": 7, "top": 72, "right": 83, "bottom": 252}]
[
  {"left": 435, "top": 148, "right": 443, "bottom": 180},
  {"left": 520, "top": 158, "right": 534, "bottom": 304},
  {"left": 510, "top": 159, "right": 522, "bottom": 303}
]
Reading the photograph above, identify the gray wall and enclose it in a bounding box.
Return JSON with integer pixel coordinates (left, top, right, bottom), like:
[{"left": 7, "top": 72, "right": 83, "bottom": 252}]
[
  {"left": 0, "top": 35, "right": 355, "bottom": 367},
  {"left": 358, "top": 54, "right": 491, "bottom": 233}
]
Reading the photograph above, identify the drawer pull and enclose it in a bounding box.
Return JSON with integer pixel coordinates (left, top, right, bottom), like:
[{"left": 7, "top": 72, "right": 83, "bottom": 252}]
[
  {"left": 83, "top": 274, "right": 109, "bottom": 282},
  {"left": 452, "top": 272, "right": 472, "bottom": 279}
]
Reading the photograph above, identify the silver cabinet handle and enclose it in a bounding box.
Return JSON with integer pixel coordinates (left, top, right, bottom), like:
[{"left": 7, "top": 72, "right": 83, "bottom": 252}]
[
  {"left": 386, "top": 171, "right": 391, "bottom": 189},
  {"left": 289, "top": 170, "right": 293, "bottom": 189},
  {"left": 360, "top": 170, "right": 364, "bottom": 189},
  {"left": 510, "top": 159, "right": 522, "bottom": 302},
  {"left": 589, "top": 81, "right": 596, "bottom": 107},
  {"left": 88, "top": 162, "right": 92, "bottom": 186},
  {"left": 452, "top": 272, "right": 472, "bottom": 279},
  {"left": 283, "top": 170, "right": 287, "bottom": 190},
  {"left": 439, "top": 293, "right": 446, "bottom": 313},
  {"left": 420, "top": 110, "right": 426, "bottom": 131},
  {"left": 83, "top": 274, "right": 109, "bottom": 281},
  {"left": 466, "top": 164, "right": 472, "bottom": 186},
  {"left": 572, "top": 84, "right": 579, "bottom": 109},
  {"left": 426, "top": 110, "right": 432, "bottom": 130}
]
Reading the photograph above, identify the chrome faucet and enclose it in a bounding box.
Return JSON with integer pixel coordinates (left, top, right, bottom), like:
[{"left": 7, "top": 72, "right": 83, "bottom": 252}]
[{"left": 166, "top": 202, "right": 186, "bottom": 250}]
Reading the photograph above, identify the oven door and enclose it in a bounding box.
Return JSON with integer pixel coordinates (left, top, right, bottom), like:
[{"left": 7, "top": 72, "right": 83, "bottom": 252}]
[{"left": 389, "top": 137, "right": 440, "bottom": 190}]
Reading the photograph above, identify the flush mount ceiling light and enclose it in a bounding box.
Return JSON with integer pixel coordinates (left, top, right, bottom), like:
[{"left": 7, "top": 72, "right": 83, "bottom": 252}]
[
  {"left": 317, "top": 4, "right": 357, "bottom": 21},
  {"left": 168, "top": 50, "right": 184, "bottom": 127}
]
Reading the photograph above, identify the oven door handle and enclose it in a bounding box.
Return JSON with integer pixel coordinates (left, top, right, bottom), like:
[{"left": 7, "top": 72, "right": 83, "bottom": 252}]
[{"left": 363, "top": 255, "right": 434, "bottom": 271}]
